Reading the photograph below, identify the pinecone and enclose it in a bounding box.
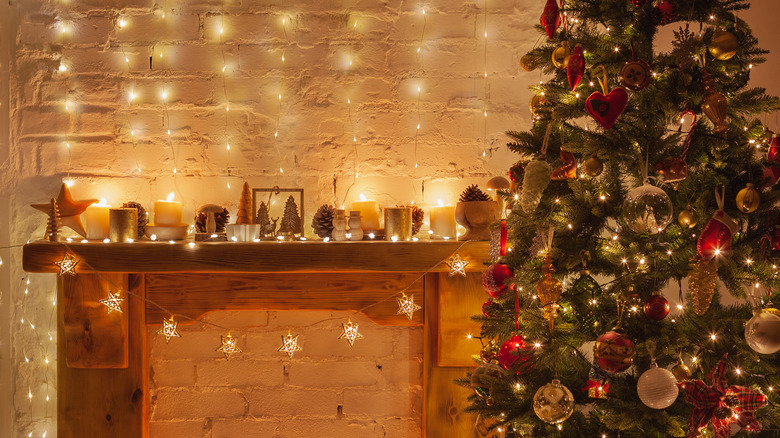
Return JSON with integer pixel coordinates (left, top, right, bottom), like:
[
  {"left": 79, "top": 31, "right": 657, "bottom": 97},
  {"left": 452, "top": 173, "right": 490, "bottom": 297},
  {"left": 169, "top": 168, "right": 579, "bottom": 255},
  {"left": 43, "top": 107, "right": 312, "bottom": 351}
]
[
  {"left": 312, "top": 204, "right": 336, "bottom": 238},
  {"left": 122, "top": 201, "right": 149, "bottom": 237},
  {"left": 459, "top": 184, "right": 492, "bottom": 202},
  {"left": 410, "top": 205, "right": 424, "bottom": 235}
]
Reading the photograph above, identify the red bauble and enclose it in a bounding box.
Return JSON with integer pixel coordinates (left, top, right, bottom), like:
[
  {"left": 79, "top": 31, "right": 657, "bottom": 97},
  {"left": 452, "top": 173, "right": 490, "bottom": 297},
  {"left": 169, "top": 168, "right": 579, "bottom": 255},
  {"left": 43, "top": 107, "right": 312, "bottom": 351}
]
[
  {"left": 593, "top": 328, "right": 636, "bottom": 373},
  {"left": 697, "top": 209, "right": 737, "bottom": 259},
  {"left": 644, "top": 294, "right": 670, "bottom": 320},
  {"left": 767, "top": 134, "right": 780, "bottom": 163},
  {"left": 585, "top": 87, "right": 629, "bottom": 130},
  {"left": 657, "top": 0, "right": 677, "bottom": 23},
  {"left": 509, "top": 161, "right": 525, "bottom": 183},
  {"left": 482, "top": 263, "right": 514, "bottom": 298},
  {"left": 567, "top": 45, "right": 585, "bottom": 91},
  {"left": 498, "top": 334, "right": 532, "bottom": 374},
  {"left": 540, "top": 0, "right": 561, "bottom": 39},
  {"left": 482, "top": 299, "right": 497, "bottom": 317}
]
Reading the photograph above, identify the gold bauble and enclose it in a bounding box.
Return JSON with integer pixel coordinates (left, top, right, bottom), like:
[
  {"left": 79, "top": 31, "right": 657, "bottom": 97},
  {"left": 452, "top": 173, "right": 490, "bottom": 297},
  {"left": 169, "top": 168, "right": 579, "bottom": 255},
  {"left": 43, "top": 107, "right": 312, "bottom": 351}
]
[
  {"left": 520, "top": 54, "right": 537, "bottom": 72},
  {"left": 537, "top": 253, "right": 562, "bottom": 332},
  {"left": 582, "top": 156, "right": 604, "bottom": 177},
  {"left": 529, "top": 94, "right": 547, "bottom": 118},
  {"left": 701, "top": 71, "right": 729, "bottom": 135},
  {"left": 678, "top": 206, "right": 698, "bottom": 228},
  {"left": 671, "top": 358, "right": 692, "bottom": 383},
  {"left": 708, "top": 30, "right": 738, "bottom": 61},
  {"left": 551, "top": 42, "right": 571, "bottom": 70},
  {"left": 736, "top": 183, "right": 760, "bottom": 213},
  {"left": 690, "top": 259, "right": 718, "bottom": 316}
]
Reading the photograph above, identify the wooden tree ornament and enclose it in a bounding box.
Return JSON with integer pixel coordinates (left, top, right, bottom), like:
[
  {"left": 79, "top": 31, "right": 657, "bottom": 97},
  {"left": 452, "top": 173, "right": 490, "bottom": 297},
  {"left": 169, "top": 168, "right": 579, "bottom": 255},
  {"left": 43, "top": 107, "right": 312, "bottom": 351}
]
[
  {"left": 45, "top": 198, "right": 62, "bottom": 242},
  {"left": 236, "top": 182, "right": 253, "bottom": 225}
]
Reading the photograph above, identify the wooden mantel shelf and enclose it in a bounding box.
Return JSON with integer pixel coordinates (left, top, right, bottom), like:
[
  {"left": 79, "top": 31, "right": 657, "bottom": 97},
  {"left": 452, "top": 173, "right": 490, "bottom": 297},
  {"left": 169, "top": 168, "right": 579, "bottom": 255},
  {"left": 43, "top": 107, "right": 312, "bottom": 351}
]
[{"left": 23, "top": 240, "right": 490, "bottom": 274}]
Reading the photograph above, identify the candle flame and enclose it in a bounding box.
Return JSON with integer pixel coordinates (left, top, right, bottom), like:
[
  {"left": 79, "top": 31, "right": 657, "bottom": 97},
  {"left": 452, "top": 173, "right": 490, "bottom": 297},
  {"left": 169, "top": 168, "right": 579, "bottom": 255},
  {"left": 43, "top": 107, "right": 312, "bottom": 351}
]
[
  {"left": 360, "top": 193, "right": 367, "bottom": 201},
  {"left": 166, "top": 192, "right": 175, "bottom": 202},
  {"left": 98, "top": 198, "right": 109, "bottom": 206},
  {"left": 437, "top": 199, "right": 444, "bottom": 207}
]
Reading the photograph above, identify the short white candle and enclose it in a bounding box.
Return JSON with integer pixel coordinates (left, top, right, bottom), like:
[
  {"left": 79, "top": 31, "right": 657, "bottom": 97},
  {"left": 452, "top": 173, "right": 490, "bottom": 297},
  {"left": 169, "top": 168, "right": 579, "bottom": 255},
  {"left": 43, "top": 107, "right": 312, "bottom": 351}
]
[
  {"left": 430, "top": 200, "right": 456, "bottom": 238},
  {"left": 85, "top": 199, "right": 111, "bottom": 240},
  {"left": 351, "top": 194, "right": 381, "bottom": 230},
  {"left": 154, "top": 192, "right": 182, "bottom": 226}
]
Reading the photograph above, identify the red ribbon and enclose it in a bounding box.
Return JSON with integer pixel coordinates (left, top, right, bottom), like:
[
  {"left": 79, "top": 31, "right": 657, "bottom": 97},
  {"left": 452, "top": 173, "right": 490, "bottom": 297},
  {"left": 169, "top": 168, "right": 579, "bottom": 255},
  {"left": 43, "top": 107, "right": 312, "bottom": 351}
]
[
  {"left": 514, "top": 286, "right": 520, "bottom": 330},
  {"left": 500, "top": 220, "right": 508, "bottom": 257}
]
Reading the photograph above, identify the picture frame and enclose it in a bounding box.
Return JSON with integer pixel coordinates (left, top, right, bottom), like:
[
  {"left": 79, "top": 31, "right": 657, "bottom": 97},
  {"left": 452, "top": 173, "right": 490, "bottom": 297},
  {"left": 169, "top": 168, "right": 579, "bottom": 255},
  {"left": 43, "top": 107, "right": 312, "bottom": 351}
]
[{"left": 252, "top": 186, "right": 305, "bottom": 239}]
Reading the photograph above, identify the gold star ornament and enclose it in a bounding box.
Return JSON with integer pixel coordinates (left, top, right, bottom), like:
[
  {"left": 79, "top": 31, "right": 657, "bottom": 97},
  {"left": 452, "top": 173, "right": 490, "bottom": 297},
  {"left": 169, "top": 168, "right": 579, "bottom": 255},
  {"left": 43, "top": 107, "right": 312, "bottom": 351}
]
[
  {"left": 445, "top": 253, "right": 470, "bottom": 277},
  {"left": 338, "top": 318, "right": 364, "bottom": 347},
  {"left": 277, "top": 330, "right": 303, "bottom": 359},
  {"left": 31, "top": 183, "right": 97, "bottom": 238},
  {"left": 216, "top": 332, "right": 242, "bottom": 360},
  {"left": 99, "top": 291, "right": 124, "bottom": 314},
  {"left": 157, "top": 315, "right": 181, "bottom": 344},
  {"left": 54, "top": 253, "right": 80, "bottom": 276},
  {"left": 397, "top": 293, "right": 422, "bottom": 320}
]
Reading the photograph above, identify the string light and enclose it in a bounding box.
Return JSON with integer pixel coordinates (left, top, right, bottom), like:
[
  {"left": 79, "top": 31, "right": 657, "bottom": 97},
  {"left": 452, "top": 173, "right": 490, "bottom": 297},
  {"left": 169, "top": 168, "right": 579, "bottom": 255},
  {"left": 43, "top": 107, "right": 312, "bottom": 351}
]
[
  {"left": 480, "top": 0, "right": 490, "bottom": 158},
  {"left": 445, "top": 254, "right": 469, "bottom": 277},
  {"left": 338, "top": 318, "right": 364, "bottom": 347},
  {"left": 54, "top": 253, "right": 79, "bottom": 276},
  {"left": 396, "top": 293, "right": 422, "bottom": 320},
  {"left": 157, "top": 315, "right": 181, "bottom": 343},
  {"left": 413, "top": 4, "right": 426, "bottom": 169},
  {"left": 277, "top": 330, "right": 303, "bottom": 359},
  {"left": 216, "top": 332, "right": 241, "bottom": 360},
  {"left": 99, "top": 291, "right": 124, "bottom": 314}
]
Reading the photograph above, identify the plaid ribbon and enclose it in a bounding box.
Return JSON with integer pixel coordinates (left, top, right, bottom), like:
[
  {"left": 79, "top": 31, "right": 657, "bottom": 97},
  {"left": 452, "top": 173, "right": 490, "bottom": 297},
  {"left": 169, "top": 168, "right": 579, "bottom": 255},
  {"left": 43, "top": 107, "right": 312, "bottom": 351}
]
[{"left": 679, "top": 354, "right": 767, "bottom": 438}]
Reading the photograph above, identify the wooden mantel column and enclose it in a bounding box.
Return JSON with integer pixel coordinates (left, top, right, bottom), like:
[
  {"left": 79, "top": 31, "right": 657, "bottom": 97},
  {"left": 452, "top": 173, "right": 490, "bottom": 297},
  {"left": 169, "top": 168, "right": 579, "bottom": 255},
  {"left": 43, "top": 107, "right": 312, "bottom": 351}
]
[{"left": 25, "top": 241, "right": 490, "bottom": 437}]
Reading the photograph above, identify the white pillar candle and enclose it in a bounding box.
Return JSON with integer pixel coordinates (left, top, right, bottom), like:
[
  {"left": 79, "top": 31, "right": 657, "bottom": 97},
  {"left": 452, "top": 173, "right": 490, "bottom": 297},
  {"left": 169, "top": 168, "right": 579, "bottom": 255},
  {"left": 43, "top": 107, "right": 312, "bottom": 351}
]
[
  {"left": 154, "top": 192, "right": 183, "bottom": 226},
  {"left": 350, "top": 194, "right": 381, "bottom": 230},
  {"left": 430, "top": 200, "right": 456, "bottom": 238},
  {"left": 86, "top": 199, "right": 111, "bottom": 240}
]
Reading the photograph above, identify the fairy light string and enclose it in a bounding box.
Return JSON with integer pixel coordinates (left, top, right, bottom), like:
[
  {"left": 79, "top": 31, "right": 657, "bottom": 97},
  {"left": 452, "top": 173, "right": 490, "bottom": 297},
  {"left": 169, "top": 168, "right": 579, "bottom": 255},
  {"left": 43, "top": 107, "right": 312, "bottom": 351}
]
[
  {"left": 219, "top": 4, "right": 232, "bottom": 188},
  {"left": 481, "top": 0, "right": 490, "bottom": 158},
  {"left": 413, "top": 4, "right": 427, "bottom": 170}
]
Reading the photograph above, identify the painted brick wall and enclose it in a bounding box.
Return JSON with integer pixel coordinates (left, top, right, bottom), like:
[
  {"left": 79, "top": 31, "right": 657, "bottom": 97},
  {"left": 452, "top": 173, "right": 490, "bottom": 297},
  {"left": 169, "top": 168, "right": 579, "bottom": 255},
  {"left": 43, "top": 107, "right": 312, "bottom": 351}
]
[{"left": 148, "top": 310, "right": 423, "bottom": 437}]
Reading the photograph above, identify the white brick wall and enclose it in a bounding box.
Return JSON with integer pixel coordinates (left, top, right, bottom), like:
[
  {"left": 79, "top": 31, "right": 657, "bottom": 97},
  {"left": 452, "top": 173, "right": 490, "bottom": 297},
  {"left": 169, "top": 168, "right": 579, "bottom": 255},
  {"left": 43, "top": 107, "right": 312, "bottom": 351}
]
[{"left": 149, "top": 310, "right": 423, "bottom": 438}]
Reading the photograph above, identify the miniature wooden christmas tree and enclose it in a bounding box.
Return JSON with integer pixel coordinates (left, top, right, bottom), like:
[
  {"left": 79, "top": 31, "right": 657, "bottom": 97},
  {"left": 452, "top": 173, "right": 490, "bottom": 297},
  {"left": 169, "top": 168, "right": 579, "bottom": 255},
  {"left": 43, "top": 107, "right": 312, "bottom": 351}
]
[
  {"left": 255, "top": 202, "right": 274, "bottom": 237},
  {"left": 277, "top": 195, "right": 302, "bottom": 236},
  {"left": 236, "top": 182, "right": 253, "bottom": 225},
  {"left": 45, "top": 198, "right": 62, "bottom": 242}
]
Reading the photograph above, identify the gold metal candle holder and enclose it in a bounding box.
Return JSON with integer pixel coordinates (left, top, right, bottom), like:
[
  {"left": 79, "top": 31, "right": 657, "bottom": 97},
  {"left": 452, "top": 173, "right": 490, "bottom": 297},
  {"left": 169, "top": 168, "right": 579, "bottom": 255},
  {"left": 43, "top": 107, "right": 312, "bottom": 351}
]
[
  {"left": 384, "top": 207, "right": 412, "bottom": 241},
  {"left": 109, "top": 208, "right": 138, "bottom": 242}
]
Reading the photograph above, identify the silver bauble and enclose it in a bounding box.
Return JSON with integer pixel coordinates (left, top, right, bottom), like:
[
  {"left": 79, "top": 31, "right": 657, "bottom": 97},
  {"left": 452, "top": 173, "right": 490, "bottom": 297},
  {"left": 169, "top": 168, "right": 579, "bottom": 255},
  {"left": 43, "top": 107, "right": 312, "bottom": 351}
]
[{"left": 622, "top": 184, "right": 673, "bottom": 233}]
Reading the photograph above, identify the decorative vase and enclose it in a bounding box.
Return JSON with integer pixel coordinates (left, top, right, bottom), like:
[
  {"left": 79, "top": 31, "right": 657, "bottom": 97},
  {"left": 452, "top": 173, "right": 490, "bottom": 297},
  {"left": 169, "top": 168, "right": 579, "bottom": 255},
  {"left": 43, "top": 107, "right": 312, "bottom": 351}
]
[
  {"left": 348, "top": 211, "right": 363, "bottom": 241},
  {"left": 455, "top": 201, "right": 500, "bottom": 241},
  {"left": 332, "top": 210, "right": 348, "bottom": 241}
]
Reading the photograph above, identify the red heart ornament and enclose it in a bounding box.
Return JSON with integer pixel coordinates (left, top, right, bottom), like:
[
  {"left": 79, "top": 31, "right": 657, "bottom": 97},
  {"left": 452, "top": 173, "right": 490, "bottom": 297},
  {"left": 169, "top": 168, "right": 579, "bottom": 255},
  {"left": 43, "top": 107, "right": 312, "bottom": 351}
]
[
  {"left": 567, "top": 45, "right": 585, "bottom": 91},
  {"left": 585, "top": 88, "right": 628, "bottom": 130}
]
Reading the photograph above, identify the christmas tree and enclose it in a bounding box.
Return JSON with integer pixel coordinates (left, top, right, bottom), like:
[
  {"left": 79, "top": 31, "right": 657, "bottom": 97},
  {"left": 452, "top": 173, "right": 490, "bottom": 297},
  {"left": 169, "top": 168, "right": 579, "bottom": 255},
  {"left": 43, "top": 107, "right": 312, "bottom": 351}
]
[
  {"left": 236, "top": 182, "right": 253, "bottom": 225},
  {"left": 463, "top": 0, "right": 780, "bottom": 437}
]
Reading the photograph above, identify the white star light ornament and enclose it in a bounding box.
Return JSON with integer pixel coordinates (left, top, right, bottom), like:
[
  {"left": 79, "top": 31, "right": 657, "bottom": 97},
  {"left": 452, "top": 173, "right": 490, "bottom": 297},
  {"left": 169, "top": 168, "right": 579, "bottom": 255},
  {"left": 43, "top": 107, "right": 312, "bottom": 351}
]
[
  {"left": 338, "top": 318, "right": 364, "bottom": 347},
  {"left": 216, "top": 332, "right": 242, "bottom": 360},
  {"left": 445, "top": 253, "right": 470, "bottom": 277},
  {"left": 157, "top": 315, "right": 181, "bottom": 344},
  {"left": 54, "top": 253, "right": 80, "bottom": 276},
  {"left": 277, "top": 330, "right": 303, "bottom": 359},
  {"left": 99, "top": 291, "right": 124, "bottom": 314},
  {"left": 397, "top": 293, "right": 422, "bottom": 320}
]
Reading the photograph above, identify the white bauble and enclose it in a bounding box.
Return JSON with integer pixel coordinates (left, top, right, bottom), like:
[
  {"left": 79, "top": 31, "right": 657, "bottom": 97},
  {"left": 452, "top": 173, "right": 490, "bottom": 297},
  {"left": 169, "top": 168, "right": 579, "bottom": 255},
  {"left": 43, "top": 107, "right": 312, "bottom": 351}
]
[{"left": 637, "top": 365, "right": 679, "bottom": 409}]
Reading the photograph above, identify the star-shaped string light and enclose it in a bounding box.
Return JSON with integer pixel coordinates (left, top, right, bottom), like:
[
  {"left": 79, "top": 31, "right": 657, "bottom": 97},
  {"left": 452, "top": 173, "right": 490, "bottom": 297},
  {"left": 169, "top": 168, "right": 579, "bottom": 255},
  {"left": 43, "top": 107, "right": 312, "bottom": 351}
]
[
  {"left": 277, "top": 330, "right": 303, "bottom": 359},
  {"left": 445, "top": 253, "right": 469, "bottom": 277},
  {"left": 54, "top": 253, "right": 79, "bottom": 276},
  {"left": 216, "top": 332, "right": 241, "bottom": 360},
  {"left": 99, "top": 291, "right": 124, "bottom": 314},
  {"left": 338, "top": 318, "right": 364, "bottom": 347},
  {"left": 157, "top": 315, "right": 181, "bottom": 344},
  {"left": 397, "top": 293, "right": 422, "bottom": 320}
]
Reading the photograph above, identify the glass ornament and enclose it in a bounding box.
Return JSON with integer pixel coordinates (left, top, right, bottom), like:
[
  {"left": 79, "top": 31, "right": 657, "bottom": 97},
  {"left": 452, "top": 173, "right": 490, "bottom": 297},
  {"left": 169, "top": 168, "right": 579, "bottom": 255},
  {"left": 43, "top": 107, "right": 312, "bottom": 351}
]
[
  {"left": 671, "top": 358, "right": 692, "bottom": 383},
  {"left": 736, "top": 183, "right": 760, "bottom": 213},
  {"left": 745, "top": 307, "right": 780, "bottom": 354},
  {"left": 498, "top": 334, "right": 533, "bottom": 374},
  {"left": 708, "top": 30, "right": 738, "bottom": 61},
  {"left": 637, "top": 364, "right": 679, "bottom": 409},
  {"left": 621, "top": 183, "right": 673, "bottom": 233},
  {"left": 470, "top": 363, "right": 504, "bottom": 397},
  {"left": 533, "top": 379, "right": 575, "bottom": 424},
  {"left": 594, "top": 327, "right": 636, "bottom": 373},
  {"left": 644, "top": 292, "right": 670, "bottom": 321},
  {"left": 482, "top": 263, "right": 514, "bottom": 298},
  {"left": 537, "top": 253, "right": 562, "bottom": 331}
]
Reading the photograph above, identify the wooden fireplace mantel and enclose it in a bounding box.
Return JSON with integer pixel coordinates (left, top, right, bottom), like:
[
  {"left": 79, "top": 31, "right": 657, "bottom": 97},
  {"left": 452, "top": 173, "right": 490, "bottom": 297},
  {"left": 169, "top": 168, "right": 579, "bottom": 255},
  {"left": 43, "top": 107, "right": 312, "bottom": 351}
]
[{"left": 23, "top": 240, "right": 491, "bottom": 438}]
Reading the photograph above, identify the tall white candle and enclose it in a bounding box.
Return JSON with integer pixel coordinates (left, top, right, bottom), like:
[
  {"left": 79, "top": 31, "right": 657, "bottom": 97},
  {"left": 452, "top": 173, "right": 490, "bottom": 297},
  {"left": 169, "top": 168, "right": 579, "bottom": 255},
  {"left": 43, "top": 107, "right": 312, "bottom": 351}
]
[
  {"left": 154, "top": 192, "right": 183, "bottom": 226},
  {"left": 430, "top": 200, "right": 456, "bottom": 238},
  {"left": 86, "top": 199, "right": 111, "bottom": 240},
  {"left": 351, "top": 194, "right": 381, "bottom": 230}
]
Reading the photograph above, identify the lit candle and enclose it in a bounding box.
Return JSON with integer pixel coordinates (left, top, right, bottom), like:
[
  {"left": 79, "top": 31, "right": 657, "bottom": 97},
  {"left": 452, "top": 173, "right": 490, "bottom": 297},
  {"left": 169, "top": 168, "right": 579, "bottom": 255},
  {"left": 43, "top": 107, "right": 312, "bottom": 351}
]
[
  {"left": 430, "top": 200, "right": 456, "bottom": 238},
  {"left": 351, "top": 194, "right": 381, "bottom": 230},
  {"left": 154, "top": 192, "right": 183, "bottom": 226},
  {"left": 86, "top": 199, "right": 111, "bottom": 240}
]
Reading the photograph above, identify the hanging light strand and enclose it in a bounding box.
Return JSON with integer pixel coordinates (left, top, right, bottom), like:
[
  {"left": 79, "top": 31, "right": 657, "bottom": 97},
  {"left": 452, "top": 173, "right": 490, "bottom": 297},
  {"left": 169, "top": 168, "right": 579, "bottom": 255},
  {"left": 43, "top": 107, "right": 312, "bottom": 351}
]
[
  {"left": 414, "top": 6, "right": 427, "bottom": 170},
  {"left": 481, "top": 0, "right": 490, "bottom": 158},
  {"left": 220, "top": 7, "right": 232, "bottom": 188}
]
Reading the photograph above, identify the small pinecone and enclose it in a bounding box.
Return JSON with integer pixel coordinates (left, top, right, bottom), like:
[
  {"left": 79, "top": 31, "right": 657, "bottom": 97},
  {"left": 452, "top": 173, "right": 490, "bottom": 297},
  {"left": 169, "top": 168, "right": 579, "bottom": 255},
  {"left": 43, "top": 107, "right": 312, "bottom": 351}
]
[
  {"left": 722, "top": 394, "right": 740, "bottom": 408},
  {"left": 312, "top": 204, "right": 336, "bottom": 238},
  {"left": 410, "top": 205, "right": 424, "bottom": 235},
  {"left": 459, "top": 184, "right": 492, "bottom": 202},
  {"left": 122, "top": 201, "right": 149, "bottom": 237},
  {"left": 713, "top": 406, "right": 732, "bottom": 420},
  {"left": 194, "top": 206, "right": 230, "bottom": 233}
]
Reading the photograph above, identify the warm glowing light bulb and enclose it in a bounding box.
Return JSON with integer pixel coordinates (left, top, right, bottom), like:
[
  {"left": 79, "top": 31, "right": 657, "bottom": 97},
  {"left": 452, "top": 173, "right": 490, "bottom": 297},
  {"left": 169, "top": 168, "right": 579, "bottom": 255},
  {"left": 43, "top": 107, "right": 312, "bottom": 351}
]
[
  {"left": 161, "top": 90, "right": 168, "bottom": 100},
  {"left": 58, "top": 64, "right": 67, "bottom": 72},
  {"left": 118, "top": 18, "right": 127, "bottom": 28}
]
